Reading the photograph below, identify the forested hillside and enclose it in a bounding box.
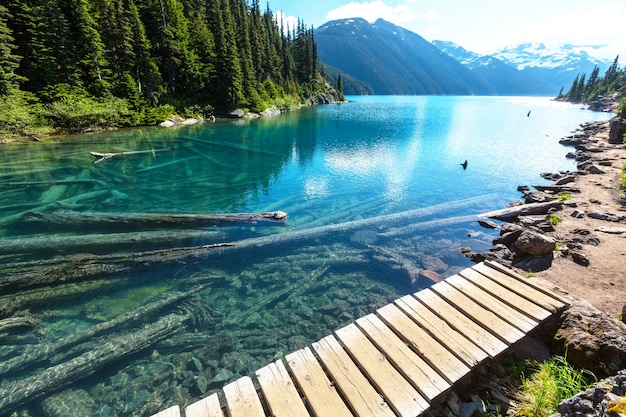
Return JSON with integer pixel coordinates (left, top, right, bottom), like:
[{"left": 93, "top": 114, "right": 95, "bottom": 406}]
[{"left": 0, "top": 0, "right": 327, "bottom": 139}]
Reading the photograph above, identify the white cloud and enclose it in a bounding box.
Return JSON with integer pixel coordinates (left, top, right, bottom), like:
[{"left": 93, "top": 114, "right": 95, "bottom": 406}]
[
  {"left": 326, "top": 1, "right": 422, "bottom": 26},
  {"left": 274, "top": 10, "right": 299, "bottom": 32}
]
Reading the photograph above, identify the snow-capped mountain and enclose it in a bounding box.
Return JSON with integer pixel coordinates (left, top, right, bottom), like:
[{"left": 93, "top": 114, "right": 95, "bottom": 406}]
[
  {"left": 432, "top": 40, "right": 556, "bottom": 95},
  {"left": 490, "top": 43, "right": 612, "bottom": 92},
  {"left": 492, "top": 42, "right": 611, "bottom": 71},
  {"left": 433, "top": 40, "right": 612, "bottom": 94}
]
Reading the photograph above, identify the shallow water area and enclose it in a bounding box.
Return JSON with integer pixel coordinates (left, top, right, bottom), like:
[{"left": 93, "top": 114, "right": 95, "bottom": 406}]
[{"left": 0, "top": 96, "right": 613, "bottom": 416}]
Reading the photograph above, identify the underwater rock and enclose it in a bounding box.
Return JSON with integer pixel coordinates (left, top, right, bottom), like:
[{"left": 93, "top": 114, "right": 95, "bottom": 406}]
[
  {"left": 40, "top": 388, "right": 96, "bottom": 417},
  {"left": 212, "top": 368, "right": 235, "bottom": 383}
]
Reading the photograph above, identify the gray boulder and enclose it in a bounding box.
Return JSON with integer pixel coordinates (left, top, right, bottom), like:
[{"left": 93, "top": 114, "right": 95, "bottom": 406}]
[
  {"left": 514, "top": 230, "right": 556, "bottom": 256},
  {"left": 553, "top": 299, "right": 626, "bottom": 376}
]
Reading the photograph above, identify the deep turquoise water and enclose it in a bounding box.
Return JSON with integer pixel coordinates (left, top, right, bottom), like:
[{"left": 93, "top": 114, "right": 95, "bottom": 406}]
[{"left": 0, "top": 96, "right": 613, "bottom": 416}]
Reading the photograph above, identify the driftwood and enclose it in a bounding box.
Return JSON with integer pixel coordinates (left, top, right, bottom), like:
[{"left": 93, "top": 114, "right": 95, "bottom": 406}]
[
  {"left": 0, "top": 313, "right": 186, "bottom": 415},
  {"left": 0, "top": 284, "right": 208, "bottom": 376},
  {"left": 90, "top": 148, "right": 171, "bottom": 163},
  {"left": 531, "top": 185, "right": 581, "bottom": 193},
  {"left": 479, "top": 201, "right": 564, "bottom": 221},
  {"left": 19, "top": 210, "right": 288, "bottom": 231}
]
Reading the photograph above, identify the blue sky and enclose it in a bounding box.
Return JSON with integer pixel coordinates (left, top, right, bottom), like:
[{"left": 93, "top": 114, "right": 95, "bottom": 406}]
[{"left": 266, "top": 0, "right": 624, "bottom": 60}]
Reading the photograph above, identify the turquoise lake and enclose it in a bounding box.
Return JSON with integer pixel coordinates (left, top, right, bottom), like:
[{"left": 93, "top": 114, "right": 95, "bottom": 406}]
[{"left": 0, "top": 96, "right": 614, "bottom": 416}]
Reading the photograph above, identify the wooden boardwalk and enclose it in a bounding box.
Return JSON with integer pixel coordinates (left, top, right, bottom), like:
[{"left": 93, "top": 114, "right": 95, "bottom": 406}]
[{"left": 151, "top": 261, "right": 568, "bottom": 417}]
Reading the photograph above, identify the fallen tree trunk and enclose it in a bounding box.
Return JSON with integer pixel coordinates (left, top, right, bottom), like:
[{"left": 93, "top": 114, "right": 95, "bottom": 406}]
[
  {"left": 479, "top": 201, "right": 564, "bottom": 221},
  {"left": 0, "top": 284, "right": 208, "bottom": 376},
  {"left": 2, "top": 228, "right": 227, "bottom": 256},
  {"left": 0, "top": 315, "right": 39, "bottom": 334},
  {"left": 3, "top": 194, "right": 496, "bottom": 287},
  {"left": 90, "top": 148, "right": 171, "bottom": 163},
  {"left": 0, "top": 313, "right": 186, "bottom": 415},
  {"left": 19, "top": 210, "right": 288, "bottom": 231}
]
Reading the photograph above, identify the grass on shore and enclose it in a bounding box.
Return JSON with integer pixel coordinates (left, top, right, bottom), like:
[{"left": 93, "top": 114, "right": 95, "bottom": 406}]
[{"left": 513, "top": 356, "right": 596, "bottom": 417}]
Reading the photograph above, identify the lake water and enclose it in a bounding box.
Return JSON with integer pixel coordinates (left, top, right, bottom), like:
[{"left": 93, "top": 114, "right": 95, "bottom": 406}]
[{"left": 0, "top": 96, "right": 613, "bottom": 416}]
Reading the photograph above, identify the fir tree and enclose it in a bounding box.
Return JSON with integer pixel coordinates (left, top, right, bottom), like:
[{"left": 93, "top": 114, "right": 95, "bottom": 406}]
[{"left": 0, "top": 4, "right": 21, "bottom": 95}]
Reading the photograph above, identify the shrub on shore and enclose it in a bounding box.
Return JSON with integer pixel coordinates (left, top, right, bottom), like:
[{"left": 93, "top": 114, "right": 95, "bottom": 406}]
[{"left": 513, "top": 356, "right": 596, "bottom": 417}]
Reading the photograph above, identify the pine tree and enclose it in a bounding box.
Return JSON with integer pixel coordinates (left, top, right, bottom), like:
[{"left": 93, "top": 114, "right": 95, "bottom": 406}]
[
  {"left": 125, "top": 0, "right": 162, "bottom": 101},
  {"left": 207, "top": 0, "right": 244, "bottom": 109},
  {"left": 0, "top": 4, "right": 21, "bottom": 95},
  {"left": 67, "top": 0, "right": 110, "bottom": 94}
]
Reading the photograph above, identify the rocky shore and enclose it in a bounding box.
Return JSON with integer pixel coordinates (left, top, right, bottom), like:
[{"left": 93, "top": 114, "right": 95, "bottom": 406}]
[{"left": 443, "top": 101, "right": 626, "bottom": 417}]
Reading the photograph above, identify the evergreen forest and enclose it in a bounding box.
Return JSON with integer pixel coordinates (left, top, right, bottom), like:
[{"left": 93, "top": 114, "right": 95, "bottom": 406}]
[
  {"left": 0, "top": 0, "right": 334, "bottom": 139},
  {"left": 559, "top": 55, "right": 626, "bottom": 118}
]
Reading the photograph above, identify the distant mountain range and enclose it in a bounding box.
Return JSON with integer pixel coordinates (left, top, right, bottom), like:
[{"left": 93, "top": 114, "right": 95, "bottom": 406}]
[
  {"left": 315, "top": 18, "right": 495, "bottom": 95},
  {"left": 316, "top": 18, "right": 612, "bottom": 96}
]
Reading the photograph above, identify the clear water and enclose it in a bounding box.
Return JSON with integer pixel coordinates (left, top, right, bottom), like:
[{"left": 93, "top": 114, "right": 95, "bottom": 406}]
[{"left": 0, "top": 96, "right": 612, "bottom": 416}]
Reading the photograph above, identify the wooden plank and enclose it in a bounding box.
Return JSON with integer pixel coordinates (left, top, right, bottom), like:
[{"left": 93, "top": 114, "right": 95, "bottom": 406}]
[
  {"left": 473, "top": 262, "right": 567, "bottom": 312},
  {"left": 458, "top": 267, "right": 552, "bottom": 322},
  {"left": 444, "top": 274, "right": 539, "bottom": 333},
  {"left": 356, "top": 313, "right": 450, "bottom": 401},
  {"left": 413, "top": 289, "right": 509, "bottom": 357},
  {"left": 151, "top": 406, "right": 181, "bottom": 417},
  {"left": 430, "top": 280, "right": 525, "bottom": 345},
  {"left": 335, "top": 323, "right": 429, "bottom": 417},
  {"left": 376, "top": 303, "right": 470, "bottom": 384},
  {"left": 483, "top": 261, "right": 569, "bottom": 306},
  {"left": 395, "top": 295, "right": 488, "bottom": 365},
  {"left": 255, "top": 360, "right": 310, "bottom": 417},
  {"left": 285, "top": 347, "right": 353, "bottom": 417},
  {"left": 222, "top": 376, "right": 265, "bottom": 417},
  {"left": 185, "top": 393, "right": 224, "bottom": 417},
  {"left": 312, "top": 335, "right": 395, "bottom": 417}
]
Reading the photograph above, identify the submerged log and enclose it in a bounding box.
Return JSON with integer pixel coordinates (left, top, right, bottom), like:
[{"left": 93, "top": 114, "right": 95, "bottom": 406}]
[
  {"left": 4, "top": 195, "right": 494, "bottom": 287},
  {"left": 478, "top": 201, "right": 564, "bottom": 221},
  {"left": 0, "top": 313, "right": 186, "bottom": 415},
  {"left": 0, "top": 285, "right": 208, "bottom": 376},
  {"left": 2, "top": 228, "right": 227, "bottom": 256},
  {"left": 19, "top": 210, "right": 288, "bottom": 231}
]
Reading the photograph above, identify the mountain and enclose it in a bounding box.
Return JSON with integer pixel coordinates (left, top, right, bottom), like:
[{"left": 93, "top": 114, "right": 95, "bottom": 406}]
[
  {"left": 315, "top": 18, "right": 496, "bottom": 95},
  {"left": 432, "top": 40, "right": 556, "bottom": 95},
  {"left": 490, "top": 43, "right": 612, "bottom": 93}
]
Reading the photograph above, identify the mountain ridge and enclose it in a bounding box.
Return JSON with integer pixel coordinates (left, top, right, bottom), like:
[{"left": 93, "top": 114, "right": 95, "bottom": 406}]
[{"left": 316, "top": 18, "right": 496, "bottom": 95}]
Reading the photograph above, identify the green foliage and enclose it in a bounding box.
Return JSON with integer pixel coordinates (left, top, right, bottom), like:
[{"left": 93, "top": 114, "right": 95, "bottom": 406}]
[
  {"left": 514, "top": 356, "right": 596, "bottom": 417},
  {"left": 43, "top": 95, "right": 134, "bottom": 131},
  {"left": 547, "top": 215, "right": 562, "bottom": 226},
  {"left": 0, "top": 90, "right": 53, "bottom": 138},
  {"left": 557, "top": 193, "right": 572, "bottom": 201},
  {"left": 1, "top": 0, "right": 327, "bottom": 137},
  {"left": 562, "top": 56, "right": 626, "bottom": 103}
]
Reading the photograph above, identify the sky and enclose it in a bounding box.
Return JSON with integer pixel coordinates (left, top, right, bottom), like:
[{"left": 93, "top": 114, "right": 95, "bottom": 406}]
[{"left": 266, "top": 0, "right": 624, "bottom": 60}]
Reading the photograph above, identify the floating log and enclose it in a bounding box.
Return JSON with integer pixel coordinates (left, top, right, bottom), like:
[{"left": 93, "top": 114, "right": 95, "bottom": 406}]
[
  {"left": 0, "top": 313, "right": 186, "bottom": 415},
  {"left": 19, "top": 210, "right": 288, "bottom": 231},
  {"left": 479, "top": 201, "right": 564, "bottom": 221},
  {"left": 0, "top": 284, "right": 208, "bottom": 376},
  {"left": 90, "top": 148, "right": 171, "bottom": 163}
]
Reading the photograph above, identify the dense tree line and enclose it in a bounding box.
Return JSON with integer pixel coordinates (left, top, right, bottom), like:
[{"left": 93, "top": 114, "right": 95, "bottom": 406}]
[
  {"left": 559, "top": 56, "right": 626, "bottom": 107},
  {"left": 0, "top": 0, "right": 328, "bottom": 138}
]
